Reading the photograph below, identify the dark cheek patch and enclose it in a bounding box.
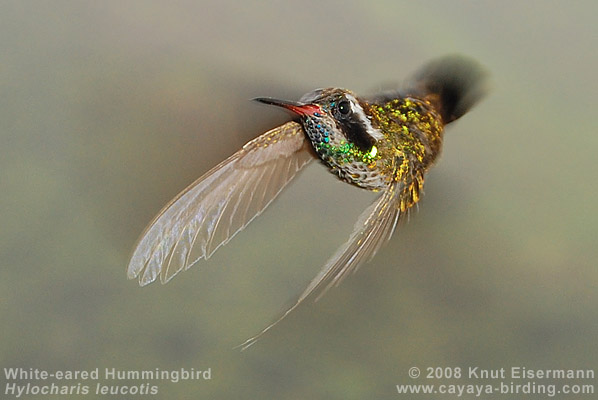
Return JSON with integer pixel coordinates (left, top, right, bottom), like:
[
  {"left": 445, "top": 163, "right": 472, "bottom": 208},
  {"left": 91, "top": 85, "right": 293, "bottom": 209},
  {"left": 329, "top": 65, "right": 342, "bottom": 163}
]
[{"left": 337, "top": 115, "right": 375, "bottom": 152}]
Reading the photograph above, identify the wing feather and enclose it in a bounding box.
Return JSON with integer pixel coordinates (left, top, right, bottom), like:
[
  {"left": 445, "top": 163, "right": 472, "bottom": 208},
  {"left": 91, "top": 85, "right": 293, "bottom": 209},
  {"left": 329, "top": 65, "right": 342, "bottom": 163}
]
[
  {"left": 239, "top": 179, "right": 404, "bottom": 349},
  {"left": 128, "top": 121, "right": 314, "bottom": 286}
]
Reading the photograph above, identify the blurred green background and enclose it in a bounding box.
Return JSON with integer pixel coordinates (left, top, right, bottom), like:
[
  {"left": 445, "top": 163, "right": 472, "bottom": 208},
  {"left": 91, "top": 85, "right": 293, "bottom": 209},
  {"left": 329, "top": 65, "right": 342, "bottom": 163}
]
[{"left": 1, "top": 1, "right": 597, "bottom": 399}]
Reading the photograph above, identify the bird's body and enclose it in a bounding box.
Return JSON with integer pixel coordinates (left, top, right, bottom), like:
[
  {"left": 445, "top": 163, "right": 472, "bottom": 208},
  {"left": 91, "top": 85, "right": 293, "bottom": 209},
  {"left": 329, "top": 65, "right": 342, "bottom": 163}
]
[
  {"left": 127, "top": 55, "right": 487, "bottom": 348},
  {"left": 297, "top": 91, "right": 444, "bottom": 209}
]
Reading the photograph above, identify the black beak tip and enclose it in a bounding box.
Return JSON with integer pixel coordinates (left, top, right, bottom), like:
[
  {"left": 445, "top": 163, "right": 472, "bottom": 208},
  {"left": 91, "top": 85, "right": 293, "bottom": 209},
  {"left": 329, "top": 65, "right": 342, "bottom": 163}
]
[
  {"left": 252, "top": 97, "right": 305, "bottom": 107},
  {"left": 252, "top": 97, "right": 276, "bottom": 105}
]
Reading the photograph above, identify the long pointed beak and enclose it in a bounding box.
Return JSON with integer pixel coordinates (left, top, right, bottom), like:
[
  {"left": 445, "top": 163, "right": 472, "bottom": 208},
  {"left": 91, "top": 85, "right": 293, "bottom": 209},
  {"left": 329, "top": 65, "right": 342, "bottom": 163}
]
[{"left": 253, "top": 97, "right": 320, "bottom": 116}]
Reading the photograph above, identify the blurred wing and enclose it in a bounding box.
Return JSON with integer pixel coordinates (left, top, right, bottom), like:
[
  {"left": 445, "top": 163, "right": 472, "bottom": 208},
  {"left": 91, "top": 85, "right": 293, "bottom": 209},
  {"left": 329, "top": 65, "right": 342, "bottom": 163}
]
[
  {"left": 239, "top": 180, "right": 403, "bottom": 349},
  {"left": 128, "top": 121, "right": 314, "bottom": 286}
]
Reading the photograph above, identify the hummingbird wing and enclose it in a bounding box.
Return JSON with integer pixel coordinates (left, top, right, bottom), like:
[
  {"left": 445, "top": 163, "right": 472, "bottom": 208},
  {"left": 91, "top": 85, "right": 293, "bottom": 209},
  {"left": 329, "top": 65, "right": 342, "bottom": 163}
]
[
  {"left": 127, "top": 121, "right": 314, "bottom": 286},
  {"left": 239, "top": 179, "right": 404, "bottom": 349},
  {"left": 305, "top": 166, "right": 425, "bottom": 299}
]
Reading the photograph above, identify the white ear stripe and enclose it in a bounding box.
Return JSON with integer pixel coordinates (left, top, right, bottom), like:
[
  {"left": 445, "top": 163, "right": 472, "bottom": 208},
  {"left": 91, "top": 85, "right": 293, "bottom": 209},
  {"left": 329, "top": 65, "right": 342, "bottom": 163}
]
[{"left": 346, "top": 94, "right": 385, "bottom": 141}]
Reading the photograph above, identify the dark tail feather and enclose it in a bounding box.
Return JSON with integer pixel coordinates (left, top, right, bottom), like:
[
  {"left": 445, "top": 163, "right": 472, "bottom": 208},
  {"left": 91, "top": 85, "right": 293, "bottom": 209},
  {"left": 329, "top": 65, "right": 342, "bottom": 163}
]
[{"left": 408, "top": 55, "right": 488, "bottom": 123}]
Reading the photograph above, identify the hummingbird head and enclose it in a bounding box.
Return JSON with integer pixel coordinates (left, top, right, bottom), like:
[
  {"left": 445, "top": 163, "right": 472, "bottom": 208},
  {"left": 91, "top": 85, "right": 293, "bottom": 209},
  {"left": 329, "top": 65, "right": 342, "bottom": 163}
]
[{"left": 255, "top": 89, "right": 383, "bottom": 185}]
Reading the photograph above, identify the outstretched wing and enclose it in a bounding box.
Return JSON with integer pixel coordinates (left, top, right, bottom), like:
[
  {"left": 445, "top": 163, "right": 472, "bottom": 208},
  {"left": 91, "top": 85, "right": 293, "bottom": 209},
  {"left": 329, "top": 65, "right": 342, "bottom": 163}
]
[
  {"left": 239, "top": 179, "right": 404, "bottom": 349},
  {"left": 128, "top": 121, "right": 314, "bottom": 286}
]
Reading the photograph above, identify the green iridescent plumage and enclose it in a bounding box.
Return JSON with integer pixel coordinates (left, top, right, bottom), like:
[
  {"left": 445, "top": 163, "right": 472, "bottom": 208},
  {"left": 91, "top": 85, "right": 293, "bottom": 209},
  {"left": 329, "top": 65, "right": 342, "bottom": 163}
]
[
  {"left": 366, "top": 97, "right": 444, "bottom": 209},
  {"left": 297, "top": 90, "right": 446, "bottom": 213}
]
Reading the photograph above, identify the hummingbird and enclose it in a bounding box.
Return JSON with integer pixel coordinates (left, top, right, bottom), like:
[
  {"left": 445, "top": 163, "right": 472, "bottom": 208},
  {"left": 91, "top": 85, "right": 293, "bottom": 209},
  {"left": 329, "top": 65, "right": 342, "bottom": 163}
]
[{"left": 127, "top": 55, "right": 487, "bottom": 348}]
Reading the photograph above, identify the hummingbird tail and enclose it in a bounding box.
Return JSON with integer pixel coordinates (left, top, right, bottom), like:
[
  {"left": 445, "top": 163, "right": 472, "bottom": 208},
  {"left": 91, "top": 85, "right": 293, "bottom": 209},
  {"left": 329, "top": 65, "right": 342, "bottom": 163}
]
[{"left": 409, "top": 55, "right": 489, "bottom": 123}]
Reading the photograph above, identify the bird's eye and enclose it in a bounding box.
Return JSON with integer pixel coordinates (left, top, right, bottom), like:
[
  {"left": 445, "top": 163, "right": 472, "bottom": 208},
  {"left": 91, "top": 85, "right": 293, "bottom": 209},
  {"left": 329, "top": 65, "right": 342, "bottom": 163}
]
[{"left": 337, "top": 100, "right": 351, "bottom": 116}]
